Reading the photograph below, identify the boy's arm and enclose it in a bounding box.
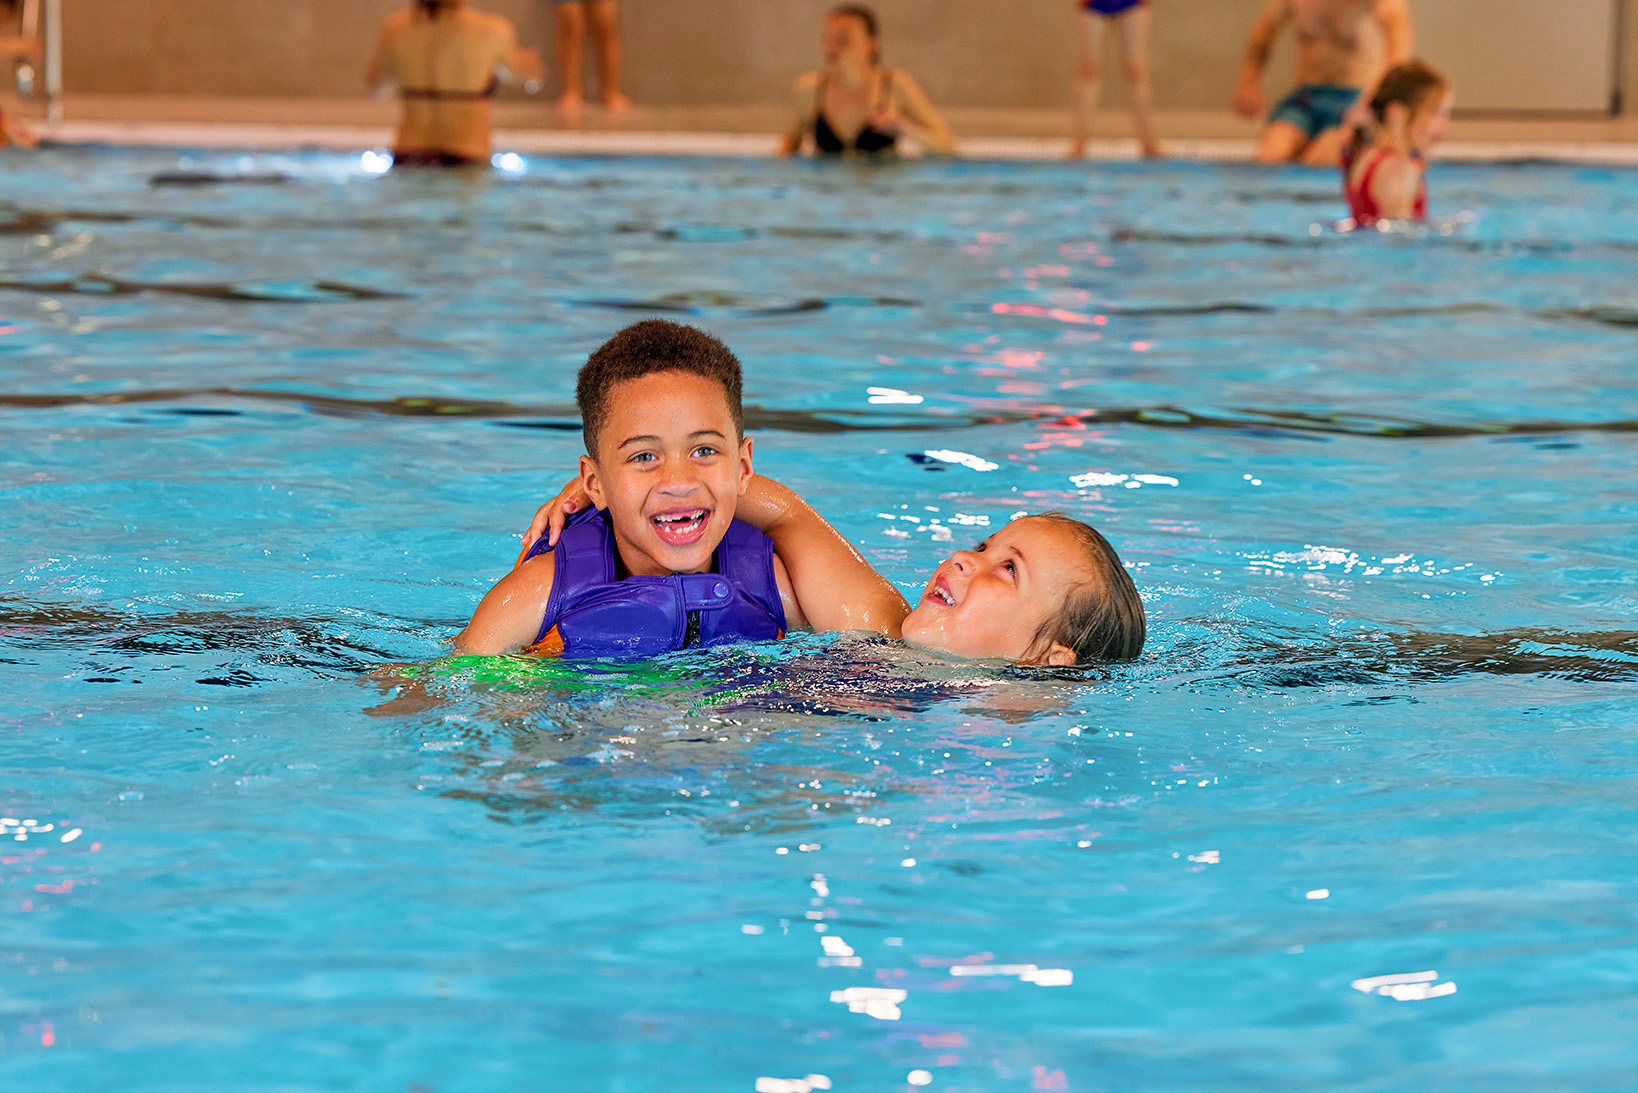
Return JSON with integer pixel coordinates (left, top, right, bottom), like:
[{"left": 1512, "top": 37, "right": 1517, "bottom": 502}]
[
  {"left": 735, "top": 475, "right": 908, "bottom": 637},
  {"left": 1232, "top": 0, "right": 1288, "bottom": 117},
  {"left": 1375, "top": 0, "right": 1414, "bottom": 67},
  {"left": 453, "top": 551, "right": 556, "bottom": 655}
]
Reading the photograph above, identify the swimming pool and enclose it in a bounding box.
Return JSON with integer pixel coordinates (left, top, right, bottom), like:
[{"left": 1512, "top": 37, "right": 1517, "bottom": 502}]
[{"left": 3, "top": 145, "right": 1636, "bottom": 1089}]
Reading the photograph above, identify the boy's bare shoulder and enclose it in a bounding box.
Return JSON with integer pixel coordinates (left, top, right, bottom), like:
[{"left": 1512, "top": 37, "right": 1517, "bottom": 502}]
[{"left": 456, "top": 549, "right": 558, "bottom": 655}]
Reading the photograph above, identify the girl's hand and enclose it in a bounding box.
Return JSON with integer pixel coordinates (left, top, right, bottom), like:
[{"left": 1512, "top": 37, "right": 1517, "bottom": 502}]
[{"left": 516, "top": 477, "right": 591, "bottom": 565}]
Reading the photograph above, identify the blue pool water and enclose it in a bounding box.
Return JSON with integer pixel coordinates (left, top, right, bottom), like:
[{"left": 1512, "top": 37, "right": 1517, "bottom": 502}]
[{"left": 2, "top": 146, "right": 1636, "bottom": 1090}]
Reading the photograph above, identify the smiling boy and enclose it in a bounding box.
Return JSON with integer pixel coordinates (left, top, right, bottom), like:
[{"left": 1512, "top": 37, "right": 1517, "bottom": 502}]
[{"left": 455, "top": 320, "right": 809, "bottom": 657}]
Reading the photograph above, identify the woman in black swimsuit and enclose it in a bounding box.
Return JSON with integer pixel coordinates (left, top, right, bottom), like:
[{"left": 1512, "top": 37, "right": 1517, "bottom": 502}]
[{"left": 777, "top": 4, "right": 956, "bottom": 158}]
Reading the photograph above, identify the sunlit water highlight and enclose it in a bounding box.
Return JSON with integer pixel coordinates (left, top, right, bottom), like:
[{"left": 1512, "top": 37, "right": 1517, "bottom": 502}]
[{"left": 2, "top": 146, "right": 1636, "bottom": 1089}]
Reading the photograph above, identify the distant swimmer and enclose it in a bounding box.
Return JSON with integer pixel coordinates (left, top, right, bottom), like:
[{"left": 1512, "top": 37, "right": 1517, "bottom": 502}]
[
  {"left": 0, "top": 0, "right": 42, "bottom": 149},
  {"left": 1343, "top": 60, "right": 1450, "bottom": 226},
  {"left": 1069, "top": 0, "right": 1161, "bottom": 159},
  {"left": 778, "top": 4, "right": 957, "bottom": 159},
  {"left": 367, "top": 0, "right": 544, "bottom": 167},
  {"left": 1232, "top": 0, "right": 1413, "bottom": 166}
]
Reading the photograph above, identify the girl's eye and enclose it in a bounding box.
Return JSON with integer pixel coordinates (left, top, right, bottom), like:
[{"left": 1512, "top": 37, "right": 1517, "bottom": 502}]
[
  {"left": 974, "top": 541, "right": 987, "bottom": 552},
  {"left": 1003, "top": 560, "right": 1017, "bottom": 577}
]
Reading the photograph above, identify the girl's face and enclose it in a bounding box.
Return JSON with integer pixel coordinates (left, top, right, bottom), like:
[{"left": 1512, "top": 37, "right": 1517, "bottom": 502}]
[
  {"left": 1407, "top": 89, "right": 1453, "bottom": 152},
  {"left": 822, "top": 14, "right": 876, "bottom": 69},
  {"left": 901, "top": 517, "right": 1095, "bottom": 665}
]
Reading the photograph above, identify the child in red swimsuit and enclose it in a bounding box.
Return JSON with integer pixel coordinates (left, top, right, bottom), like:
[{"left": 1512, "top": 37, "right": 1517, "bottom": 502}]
[{"left": 1342, "top": 60, "right": 1452, "bottom": 227}]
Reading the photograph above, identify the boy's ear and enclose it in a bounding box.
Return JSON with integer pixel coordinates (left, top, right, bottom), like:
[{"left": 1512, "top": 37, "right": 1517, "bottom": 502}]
[
  {"left": 737, "top": 435, "right": 754, "bottom": 494},
  {"left": 580, "top": 454, "right": 607, "bottom": 510}
]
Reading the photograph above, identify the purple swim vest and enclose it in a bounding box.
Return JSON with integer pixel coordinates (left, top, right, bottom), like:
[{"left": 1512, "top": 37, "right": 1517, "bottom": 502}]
[{"left": 521, "top": 505, "right": 786, "bottom": 659}]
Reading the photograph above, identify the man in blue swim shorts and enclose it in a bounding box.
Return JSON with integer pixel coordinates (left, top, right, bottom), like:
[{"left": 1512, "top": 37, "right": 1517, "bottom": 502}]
[{"left": 1232, "top": 0, "right": 1413, "bottom": 166}]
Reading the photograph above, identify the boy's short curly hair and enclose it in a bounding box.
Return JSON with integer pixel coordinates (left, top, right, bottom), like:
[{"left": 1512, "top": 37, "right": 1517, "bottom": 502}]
[{"left": 576, "top": 320, "right": 745, "bottom": 457}]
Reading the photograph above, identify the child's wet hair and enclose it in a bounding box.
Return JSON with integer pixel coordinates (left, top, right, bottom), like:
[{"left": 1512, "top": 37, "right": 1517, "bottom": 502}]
[
  {"left": 576, "top": 320, "right": 745, "bottom": 457},
  {"left": 1028, "top": 513, "right": 1146, "bottom": 664},
  {"left": 1368, "top": 60, "right": 1448, "bottom": 122}
]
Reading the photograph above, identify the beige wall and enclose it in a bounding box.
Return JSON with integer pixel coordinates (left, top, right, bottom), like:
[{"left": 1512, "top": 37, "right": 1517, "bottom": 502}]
[{"left": 56, "top": 0, "right": 1636, "bottom": 114}]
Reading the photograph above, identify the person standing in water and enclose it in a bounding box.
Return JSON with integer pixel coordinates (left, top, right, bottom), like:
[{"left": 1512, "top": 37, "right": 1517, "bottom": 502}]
[
  {"left": 549, "top": 0, "right": 631, "bottom": 116},
  {"left": 1232, "top": 0, "right": 1413, "bottom": 166},
  {"left": 367, "top": 0, "right": 544, "bottom": 167},
  {"left": 0, "top": 0, "right": 41, "bottom": 149},
  {"left": 778, "top": 4, "right": 956, "bottom": 158},
  {"left": 1343, "top": 59, "right": 1449, "bottom": 225},
  {"left": 1069, "top": 0, "right": 1161, "bottom": 159}
]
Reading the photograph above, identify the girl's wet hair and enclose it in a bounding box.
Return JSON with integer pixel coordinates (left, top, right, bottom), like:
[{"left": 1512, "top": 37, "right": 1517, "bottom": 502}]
[
  {"left": 1367, "top": 60, "right": 1448, "bottom": 122},
  {"left": 1028, "top": 514, "right": 1146, "bottom": 664}
]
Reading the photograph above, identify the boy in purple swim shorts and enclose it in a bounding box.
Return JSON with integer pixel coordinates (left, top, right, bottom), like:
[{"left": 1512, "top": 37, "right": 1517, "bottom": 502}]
[{"left": 1070, "top": 0, "right": 1160, "bottom": 159}]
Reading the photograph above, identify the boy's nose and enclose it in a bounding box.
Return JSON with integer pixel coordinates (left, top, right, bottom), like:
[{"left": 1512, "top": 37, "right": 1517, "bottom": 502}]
[{"left": 655, "top": 462, "right": 703, "bottom": 493}]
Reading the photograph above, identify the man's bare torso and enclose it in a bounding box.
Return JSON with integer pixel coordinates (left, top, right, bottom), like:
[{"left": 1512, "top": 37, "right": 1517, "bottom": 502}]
[{"left": 1290, "top": 0, "right": 1384, "bottom": 87}]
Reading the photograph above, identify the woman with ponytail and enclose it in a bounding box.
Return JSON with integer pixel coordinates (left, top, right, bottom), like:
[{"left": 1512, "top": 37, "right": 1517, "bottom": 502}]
[
  {"left": 367, "top": 0, "right": 544, "bottom": 167},
  {"left": 1341, "top": 60, "right": 1452, "bottom": 226}
]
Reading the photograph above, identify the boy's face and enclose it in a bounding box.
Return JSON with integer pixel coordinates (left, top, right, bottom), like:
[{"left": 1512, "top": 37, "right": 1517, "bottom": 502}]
[{"left": 580, "top": 370, "right": 752, "bottom": 577}]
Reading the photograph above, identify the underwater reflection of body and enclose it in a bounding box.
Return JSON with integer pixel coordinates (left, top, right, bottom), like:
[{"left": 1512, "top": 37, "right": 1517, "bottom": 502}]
[
  {"left": 363, "top": 623, "right": 1638, "bottom": 832},
  {"left": 369, "top": 634, "right": 1084, "bottom": 828}
]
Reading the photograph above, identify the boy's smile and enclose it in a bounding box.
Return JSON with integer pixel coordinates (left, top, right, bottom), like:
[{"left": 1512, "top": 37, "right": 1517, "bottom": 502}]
[{"left": 581, "top": 370, "right": 752, "bottom": 577}]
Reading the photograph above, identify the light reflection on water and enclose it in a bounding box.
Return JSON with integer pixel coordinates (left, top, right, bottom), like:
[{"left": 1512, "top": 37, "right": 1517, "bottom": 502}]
[{"left": 0, "top": 147, "right": 1636, "bottom": 1088}]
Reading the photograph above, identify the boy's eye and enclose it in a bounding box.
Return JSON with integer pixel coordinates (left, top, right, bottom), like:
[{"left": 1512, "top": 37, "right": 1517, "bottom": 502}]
[
  {"left": 1003, "top": 560, "right": 1017, "bottom": 577},
  {"left": 629, "top": 451, "right": 658, "bottom": 464},
  {"left": 691, "top": 445, "right": 718, "bottom": 458},
  {"left": 974, "top": 541, "right": 987, "bottom": 552}
]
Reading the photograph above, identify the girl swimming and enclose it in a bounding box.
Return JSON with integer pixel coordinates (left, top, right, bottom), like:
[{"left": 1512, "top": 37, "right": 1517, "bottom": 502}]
[
  {"left": 521, "top": 474, "right": 1145, "bottom": 668},
  {"left": 1342, "top": 59, "right": 1451, "bottom": 226},
  {"left": 776, "top": 4, "right": 957, "bottom": 158}
]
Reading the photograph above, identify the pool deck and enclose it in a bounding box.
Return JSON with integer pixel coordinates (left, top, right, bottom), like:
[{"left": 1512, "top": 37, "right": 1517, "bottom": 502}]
[{"left": 26, "top": 94, "right": 1638, "bottom": 164}]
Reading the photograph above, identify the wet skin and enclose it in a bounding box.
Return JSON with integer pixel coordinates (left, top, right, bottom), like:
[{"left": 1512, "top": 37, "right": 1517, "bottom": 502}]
[
  {"left": 900, "top": 516, "right": 1094, "bottom": 666},
  {"left": 580, "top": 370, "right": 753, "bottom": 578}
]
